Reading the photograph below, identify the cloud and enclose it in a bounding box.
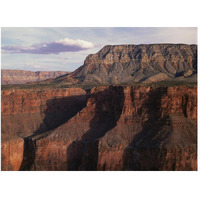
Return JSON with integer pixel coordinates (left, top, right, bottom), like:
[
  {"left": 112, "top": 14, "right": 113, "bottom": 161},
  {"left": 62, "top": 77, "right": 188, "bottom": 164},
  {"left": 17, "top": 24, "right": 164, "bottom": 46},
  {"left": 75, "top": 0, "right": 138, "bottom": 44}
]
[{"left": 2, "top": 37, "right": 95, "bottom": 54}]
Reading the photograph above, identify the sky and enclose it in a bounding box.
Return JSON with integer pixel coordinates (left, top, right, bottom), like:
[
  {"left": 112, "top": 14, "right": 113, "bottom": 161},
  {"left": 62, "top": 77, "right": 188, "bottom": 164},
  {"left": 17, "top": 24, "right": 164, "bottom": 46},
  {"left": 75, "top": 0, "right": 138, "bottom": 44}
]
[{"left": 1, "top": 27, "right": 197, "bottom": 72}]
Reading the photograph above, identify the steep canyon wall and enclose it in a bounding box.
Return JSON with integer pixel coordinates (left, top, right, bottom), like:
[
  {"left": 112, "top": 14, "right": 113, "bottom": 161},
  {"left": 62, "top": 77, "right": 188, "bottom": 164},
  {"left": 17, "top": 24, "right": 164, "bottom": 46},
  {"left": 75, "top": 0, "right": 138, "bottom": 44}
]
[{"left": 1, "top": 86, "right": 197, "bottom": 171}]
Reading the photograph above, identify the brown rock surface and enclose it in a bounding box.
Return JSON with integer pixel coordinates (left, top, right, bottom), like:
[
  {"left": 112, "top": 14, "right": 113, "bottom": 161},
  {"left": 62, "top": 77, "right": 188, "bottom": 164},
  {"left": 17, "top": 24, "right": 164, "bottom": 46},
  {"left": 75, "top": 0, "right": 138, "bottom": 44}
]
[
  {"left": 52, "top": 44, "right": 197, "bottom": 85},
  {"left": 1, "top": 88, "right": 88, "bottom": 137},
  {"left": 1, "top": 85, "right": 197, "bottom": 171},
  {"left": 1, "top": 69, "right": 69, "bottom": 85},
  {"left": 23, "top": 85, "right": 196, "bottom": 171},
  {"left": 1, "top": 134, "right": 24, "bottom": 171}
]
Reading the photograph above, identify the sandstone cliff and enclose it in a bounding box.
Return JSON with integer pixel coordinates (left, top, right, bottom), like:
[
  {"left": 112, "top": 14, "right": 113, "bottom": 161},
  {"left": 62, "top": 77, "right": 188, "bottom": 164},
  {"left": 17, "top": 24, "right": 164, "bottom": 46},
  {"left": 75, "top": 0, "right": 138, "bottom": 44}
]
[
  {"left": 1, "top": 88, "right": 88, "bottom": 138},
  {"left": 1, "top": 85, "right": 196, "bottom": 171},
  {"left": 1, "top": 134, "right": 24, "bottom": 171},
  {"left": 1, "top": 69, "right": 69, "bottom": 85},
  {"left": 32, "top": 86, "right": 197, "bottom": 171}
]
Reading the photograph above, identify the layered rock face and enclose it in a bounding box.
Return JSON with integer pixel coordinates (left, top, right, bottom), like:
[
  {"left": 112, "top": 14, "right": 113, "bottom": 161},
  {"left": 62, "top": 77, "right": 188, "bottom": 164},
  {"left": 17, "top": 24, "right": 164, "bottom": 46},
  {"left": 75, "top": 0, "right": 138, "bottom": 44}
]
[
  {"left": 1, "top": 85, "right": 197, "bottom": 171},
  {"left": 1, "top": 69, "right": 69, "bottom": 84},
  {"left": 1, "top": 134, "right": 24, "bottom": 171},
  {"left": 5, "top": 85, "right": 194, "bottom": 171},
  {"left": 1, "top": 88, "right": 88, "bottom": 138},
  {"left": 63, "top": 44, "right": 197, "bottom": 85},
  {"left": 1, "top": 88, "right": 88, "bottom": 171}
]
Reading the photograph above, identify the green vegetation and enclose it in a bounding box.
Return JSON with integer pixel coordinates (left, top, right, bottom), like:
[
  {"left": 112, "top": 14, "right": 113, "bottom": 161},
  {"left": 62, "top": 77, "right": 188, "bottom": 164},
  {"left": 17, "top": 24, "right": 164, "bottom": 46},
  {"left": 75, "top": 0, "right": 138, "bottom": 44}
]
[
  {"left": 120, "top": 80, "right": 197, "bottom": 88},
  {"left": 1, "top": 82, "right": 73, "bottom": 90},
  {"left": 1, "top": 80, "right": 197, "bottom": 91}
]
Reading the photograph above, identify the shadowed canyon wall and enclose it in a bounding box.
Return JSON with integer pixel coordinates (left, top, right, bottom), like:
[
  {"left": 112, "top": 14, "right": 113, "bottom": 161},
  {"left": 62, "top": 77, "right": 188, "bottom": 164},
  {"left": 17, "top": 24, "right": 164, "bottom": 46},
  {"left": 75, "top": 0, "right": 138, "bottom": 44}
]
[
  {"left": 1, "top": 88, "right": 88, "bottom": 138},
  {"left": 2, "top": 85, "right": 196, "bottom": 171},
  {"left": 1, "top": 88, "right": 88, "bottom": 171}
]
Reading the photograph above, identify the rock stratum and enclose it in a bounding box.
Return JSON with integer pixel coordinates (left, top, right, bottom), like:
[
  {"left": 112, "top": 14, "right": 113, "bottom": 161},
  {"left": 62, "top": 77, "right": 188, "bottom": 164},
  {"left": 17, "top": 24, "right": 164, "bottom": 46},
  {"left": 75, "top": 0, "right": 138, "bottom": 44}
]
[
  {"left": 1, "top": 85, "right": 197, "bottom": 171},
  {"left": 1, "top": 69, "right": 69, "bottom": 85},
  {"left": 49, "top": 44, "right": 197, "bottom": 86}
]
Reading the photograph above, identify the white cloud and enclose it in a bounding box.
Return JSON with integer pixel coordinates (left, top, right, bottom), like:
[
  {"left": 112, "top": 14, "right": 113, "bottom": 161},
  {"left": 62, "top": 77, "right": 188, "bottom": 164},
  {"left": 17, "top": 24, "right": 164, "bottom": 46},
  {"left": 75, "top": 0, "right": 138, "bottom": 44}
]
[
  {"left": 2, "top": 37, "right": 95, "bottom": 54},
  {"left": 57, "top": 37, "right": 94, "bottom": 48}
]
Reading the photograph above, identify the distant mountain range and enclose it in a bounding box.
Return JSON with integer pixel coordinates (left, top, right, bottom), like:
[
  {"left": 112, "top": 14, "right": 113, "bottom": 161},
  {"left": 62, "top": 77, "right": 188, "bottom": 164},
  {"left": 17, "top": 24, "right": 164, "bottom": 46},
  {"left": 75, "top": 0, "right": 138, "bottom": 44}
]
[{"left": 1, "top": 69, "right": 70, "bottom": 85}]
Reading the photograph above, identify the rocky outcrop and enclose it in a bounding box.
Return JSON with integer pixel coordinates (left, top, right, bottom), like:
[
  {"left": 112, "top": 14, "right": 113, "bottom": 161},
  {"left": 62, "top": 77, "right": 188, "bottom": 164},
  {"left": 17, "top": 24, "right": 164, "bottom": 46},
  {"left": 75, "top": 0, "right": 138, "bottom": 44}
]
[
  {"left": 54, "top": 44, "right": 197, "bottom": 85},
  {"left": 1, "top": 134, "right": 24, "bottom": 171},
  {"left": 1, "top": 88, "right": 88, "bottom": 137},
  {"left": 19, "top": 85, "right": 196, "bottom": 171},
  {"left": 1, "top": 69, "right": 69, "bottom": 84}
]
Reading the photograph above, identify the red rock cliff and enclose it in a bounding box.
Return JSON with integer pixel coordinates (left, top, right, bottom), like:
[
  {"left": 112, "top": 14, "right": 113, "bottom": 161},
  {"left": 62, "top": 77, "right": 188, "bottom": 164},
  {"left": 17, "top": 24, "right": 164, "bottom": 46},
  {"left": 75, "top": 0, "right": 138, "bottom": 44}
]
[
  {"left": 1, "top": 134, "right": 24, "bottom": 171},
  {"left": 1, "top": 86, "right": 197, "bottom": 171},
  {"left": 1, "top": 88, "right": 87, "bottom": 138},
  {"left": 21, "top": 85, "right": 197, "bottom": 171}
]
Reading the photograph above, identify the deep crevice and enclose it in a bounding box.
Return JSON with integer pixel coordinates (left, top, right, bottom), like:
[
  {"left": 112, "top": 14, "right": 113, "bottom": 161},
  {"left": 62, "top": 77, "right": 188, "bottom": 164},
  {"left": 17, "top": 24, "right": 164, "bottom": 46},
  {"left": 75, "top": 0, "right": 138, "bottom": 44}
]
[
  {"left": 67, "top": 86, "right": 125, "bottom": 170},
  {"left": 19, "top": 94, "right": 89, "bottom": 170},
  {"left": 123, "top": 87, "right": 169, "bottom": 170}
]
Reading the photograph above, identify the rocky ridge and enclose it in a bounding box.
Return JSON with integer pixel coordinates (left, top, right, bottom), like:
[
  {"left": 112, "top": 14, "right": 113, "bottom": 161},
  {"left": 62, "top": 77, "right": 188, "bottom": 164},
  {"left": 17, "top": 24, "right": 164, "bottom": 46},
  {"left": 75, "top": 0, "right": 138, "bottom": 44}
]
[
  {"left": 52, "top": 44, "right": 197, "bottom": 86},
  {"left": 1, "top": 69, "right": 69, "bottom": 85}
]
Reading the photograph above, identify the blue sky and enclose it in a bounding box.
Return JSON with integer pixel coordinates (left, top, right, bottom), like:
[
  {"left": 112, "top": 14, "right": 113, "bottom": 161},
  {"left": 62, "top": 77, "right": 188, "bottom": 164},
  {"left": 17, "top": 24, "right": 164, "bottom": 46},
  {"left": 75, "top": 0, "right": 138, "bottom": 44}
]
[{"left": 1, "top": 27, "right": 197, "bottom": 72}]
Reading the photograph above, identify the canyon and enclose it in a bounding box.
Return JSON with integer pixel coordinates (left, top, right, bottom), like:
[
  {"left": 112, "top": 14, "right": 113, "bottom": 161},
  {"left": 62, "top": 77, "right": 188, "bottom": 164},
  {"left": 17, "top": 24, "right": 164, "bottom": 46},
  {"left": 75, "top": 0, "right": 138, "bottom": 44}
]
[
  {"left": 1, "top": 69, "right": 69, "bottom": 85},
  {"left": 1, "top": 85, "right": 197, "bottom": 171},
  {"left": 1, "top": 44, "right": 197, "bottom": 171}
]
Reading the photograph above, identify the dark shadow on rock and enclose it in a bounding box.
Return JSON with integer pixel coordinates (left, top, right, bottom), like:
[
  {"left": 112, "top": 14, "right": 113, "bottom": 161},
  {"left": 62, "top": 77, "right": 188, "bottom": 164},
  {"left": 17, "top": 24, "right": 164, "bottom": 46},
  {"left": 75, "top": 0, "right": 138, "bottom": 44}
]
[
  {"left": 19, "top": 138, "right": 36, "bottom": 171},
  {"left": 181, "top": 94, "right": 189, "bottom": 117},
  {"left": 67, "top": 86, "right": 125, "bottom": 171},
  {"left": 19, "top": 94, "right": 89, "bottom": 171},
  {"left": 192, "top": 49, "right": 197, "bottom": 71},
  {"left": 123, "top": 87, "right": 168, "bottom": 170},
  {"left": 33, "top": 94, "right": 89, "bottom": 136}
]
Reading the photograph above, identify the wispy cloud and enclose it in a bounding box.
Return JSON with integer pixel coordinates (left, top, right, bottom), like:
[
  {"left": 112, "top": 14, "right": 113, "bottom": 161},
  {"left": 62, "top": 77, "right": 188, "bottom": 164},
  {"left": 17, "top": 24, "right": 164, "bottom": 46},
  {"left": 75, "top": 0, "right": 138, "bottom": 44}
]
[{"left": 2, "top": 37, "right": 95, "bottom": 54}]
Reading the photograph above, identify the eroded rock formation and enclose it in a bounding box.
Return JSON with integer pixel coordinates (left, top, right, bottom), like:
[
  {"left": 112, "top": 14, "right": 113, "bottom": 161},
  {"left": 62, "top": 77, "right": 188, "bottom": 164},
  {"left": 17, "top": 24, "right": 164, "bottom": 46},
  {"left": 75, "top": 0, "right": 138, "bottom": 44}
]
[
  {"left": 2, "top": 85, "right": 196, "bottom": 171},
  {"left": 1, "top": 88, "right": 88, "bottom": 138},
  {"left": 52, "top": 44, "right": 197, "bottom": 85},
  {"left": 1, "top": 134, "right": 24, "bottom": 171}
]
